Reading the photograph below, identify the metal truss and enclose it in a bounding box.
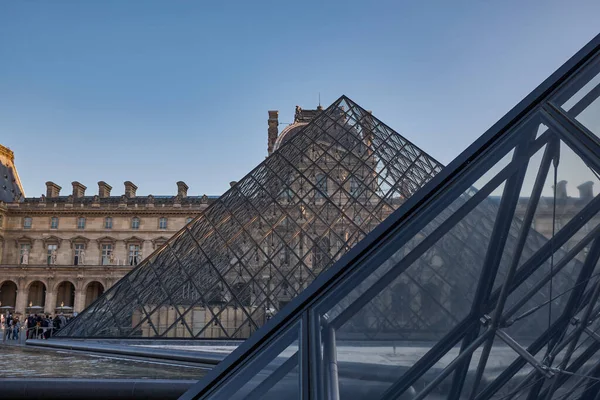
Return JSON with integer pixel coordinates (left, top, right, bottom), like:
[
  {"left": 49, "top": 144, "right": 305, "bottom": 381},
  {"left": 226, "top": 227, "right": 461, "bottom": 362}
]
[
  {"left": 57, "top": 95, "right": 444, "bottom": 339},
  {"left": 180, "top": 34, "right": 600, "bottom": 399}
]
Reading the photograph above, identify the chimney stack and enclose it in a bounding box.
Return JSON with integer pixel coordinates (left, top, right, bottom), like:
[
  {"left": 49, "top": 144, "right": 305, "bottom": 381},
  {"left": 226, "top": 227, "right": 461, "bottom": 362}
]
[
  {"left": 45, "top": 181, "right": 62, "bottom": 198},
  {"left": 578, "top": 181, "right": 594, "bottom": 201},
  {"left": 98, "top": 181, "right": 112, "bottom": 198},
  {"left": 72, "top": 181, "right": 87, "bottom": 198},
  {"left": 176, "top": 181, "right": 189, "bottom": 198},
  {"left": 268, "top": 110, "right": 279, "bottom": 155},
  {"left": 556, "top": 180, "right": 568, "bottom": 199},
  {"left": 124, "top": 181, "right": 138, "bottom": 198}
]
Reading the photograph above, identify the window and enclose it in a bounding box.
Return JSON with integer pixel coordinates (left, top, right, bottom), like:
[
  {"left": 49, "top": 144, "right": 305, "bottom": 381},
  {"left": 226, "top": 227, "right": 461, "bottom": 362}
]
[
  {"left": 315, "top": 174, "right": 327, "bottom": 199},
  {"left": 23, "top": 217, "right": 32, "bottom": 229},
  {"left": 47, "top": 244, "right": 58, "bottom": 265},
  {"left": 349, "top": 176, "right": 360, "bottom": 197},
  {"left": 105, "top": 217, "right": 113, "bottom": 229},
  {"left": 101, "top": 244, "right": 113, "bottom": 265},
  {"left": 77, "top": 217, "right": 86, "bottom": 229},
  {"left": 74, "top": 244, "right": 85, "bottom": 265},
  {"left": 186, "top": 217, "right": 193, "bottom": 224},
  {"left": 128, "top": 244, "right": 141, "bottom": 266},
  {"left": 19, "top": 243, "right": 31, "bottom": 265},
  {"left": 131, "top": 217, "right": 140, "bottom": 230},
  {"left": 50, "top": 216, "right": 59, "bottom": 229},
  {"left": 158, "top": 217, "right": 167, "bottom": 230},
  {"left": 312, "top": 237, "right": 331, "bottom": 270}
]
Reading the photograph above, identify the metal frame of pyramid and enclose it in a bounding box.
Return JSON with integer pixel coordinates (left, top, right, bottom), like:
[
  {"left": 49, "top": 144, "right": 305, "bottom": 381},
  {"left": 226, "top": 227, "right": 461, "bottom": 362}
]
[
  {"left": 57, "top": 95, "right": 445, "bottom": 339},
  {"left": 180, "top": 34, "right": 600, "bottom": 400}
]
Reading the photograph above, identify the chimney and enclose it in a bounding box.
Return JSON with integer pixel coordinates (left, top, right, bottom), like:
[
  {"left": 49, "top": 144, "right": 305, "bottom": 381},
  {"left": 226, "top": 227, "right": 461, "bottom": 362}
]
[
  {"left": 72, "top": 181, "right": 87, "bottom": 198},
  {"left": 556, "top": 180, "right": 568, "bottom": 200},
  {"left": 45, "top": 181, "right": 62, "bottom": 198},
  {"left": 268, "top": 110, "right": 279, "bottom": 155},
  {"left": 124, "top": 181, "right": 138, "bottom": 198},
  {"left": 98, "top": 181, "right": 112, "bottom": 198},
  {"left": 577, "top": 181, "right": 594, "bottom": 201},
  {"left": 176, "top": 181, "right": 189, "bottom": 198}
]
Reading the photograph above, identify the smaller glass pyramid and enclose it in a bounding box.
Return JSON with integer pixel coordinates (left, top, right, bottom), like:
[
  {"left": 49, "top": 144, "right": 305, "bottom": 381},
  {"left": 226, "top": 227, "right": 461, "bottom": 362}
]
[
  {"left": 180, "top": 34, "right": 600, "bottom": 400},
  {"left": 58, "top": 96, "right": 444, "bottom": 339}
]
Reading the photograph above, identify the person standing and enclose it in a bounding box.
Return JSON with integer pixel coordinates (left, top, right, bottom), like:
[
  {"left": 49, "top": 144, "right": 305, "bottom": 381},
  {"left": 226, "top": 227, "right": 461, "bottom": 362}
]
[
  {"left": 4, "top": 313, "right": 13, "bottom": 341},
  {"left": 12, "top": 317, "right": 20, "bottom": 341},
  {"left": 26, "top": 314, "right": 35, "bottom": 340}
]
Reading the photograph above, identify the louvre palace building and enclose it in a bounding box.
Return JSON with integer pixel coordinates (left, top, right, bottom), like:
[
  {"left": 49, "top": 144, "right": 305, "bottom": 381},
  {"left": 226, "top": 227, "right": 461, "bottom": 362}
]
[
  {"left": 1, "top": 100, "right": 597, "bottom": 339},
  {"left": 0, "top": 143, "right": 217, "bottom": 317}
]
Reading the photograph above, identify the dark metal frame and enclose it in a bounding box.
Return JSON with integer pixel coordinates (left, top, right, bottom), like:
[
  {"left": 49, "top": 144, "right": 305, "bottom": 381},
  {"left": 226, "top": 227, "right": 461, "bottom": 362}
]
[
  {"left": 180, "top": 33, "right": 600, "bottom": 399},
  {"left": 58, "top": 93, "right": 445, "bottom": 340}
]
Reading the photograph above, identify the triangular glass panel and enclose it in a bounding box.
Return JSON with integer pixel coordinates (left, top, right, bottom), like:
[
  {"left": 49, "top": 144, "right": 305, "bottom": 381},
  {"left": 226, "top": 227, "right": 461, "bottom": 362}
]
[{"left": 180, "top": 34, "right": 600, "bottom": 400}]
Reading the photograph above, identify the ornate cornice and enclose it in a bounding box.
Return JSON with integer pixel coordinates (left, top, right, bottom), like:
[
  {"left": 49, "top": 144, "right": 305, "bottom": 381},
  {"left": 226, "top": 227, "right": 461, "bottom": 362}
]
[
  {"left": 69, "top": 235, "right": 90, "bottom": 248},
  {"left": 151, "top": 236, "right": 169, "bottom": 249},
  {"left": 124, "top": 236, "right": 144, "bottom": 245},
  {"left": 14, "top": 235, "right": 34, "bottom": 247},
  {"left": 96, "top": 236, "right": 117, "bottom": 249},
  {"left": 42, "top": 235, "right": 62, "bottom": 248}
]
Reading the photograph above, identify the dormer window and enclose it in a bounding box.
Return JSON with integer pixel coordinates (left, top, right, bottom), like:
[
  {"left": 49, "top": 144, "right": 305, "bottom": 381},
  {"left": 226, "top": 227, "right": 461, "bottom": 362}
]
[
  {"left": 158, "top": 217, "right": 167, "bottom": 230},
  {"left": 131, "top": 217, "right": 140, "bottom": 230}
]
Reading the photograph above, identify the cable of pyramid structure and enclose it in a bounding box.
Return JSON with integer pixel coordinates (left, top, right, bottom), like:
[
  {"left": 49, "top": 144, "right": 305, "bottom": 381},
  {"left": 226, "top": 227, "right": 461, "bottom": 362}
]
[{"left": 56, "top": 95, "right": 446, "bottom": 339}]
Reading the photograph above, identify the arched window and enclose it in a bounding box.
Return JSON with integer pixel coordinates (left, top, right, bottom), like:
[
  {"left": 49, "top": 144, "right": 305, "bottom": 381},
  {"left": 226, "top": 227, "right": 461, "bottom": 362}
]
[
  {"left": 232, "top": 282, "right": 251, "bottom": 307},
  {"left": 315, "top": 174, "right": 327, "bottom": 199},
  {"left": 104, "top": 217, "right": 113, "bottom": 229},
  {"left": 50, "top": 216, "right": 59, "bottom": 229},
  {"left": 349, "top": 176, "right": 360, "bottom": 197},
  {"left": 77, "top": 217, "right": 86, "bottom": 229},
  {"left": 421, "top": 282, "right": 440, "bottom": 316},
  {"left": 23, "top": 216, "right": 32, "bottom": 229},
  {"left": 312, "top": 237, "right": 331, "bottom": 271},
  {"left": 392, "top": 282, "right": 411, "bottom": 326},
  {"left": 131, "top": 217, "right": 140, "bottom": 230},
  {"left": 158, "top": 217, "right": 168, "bottom": 230}
]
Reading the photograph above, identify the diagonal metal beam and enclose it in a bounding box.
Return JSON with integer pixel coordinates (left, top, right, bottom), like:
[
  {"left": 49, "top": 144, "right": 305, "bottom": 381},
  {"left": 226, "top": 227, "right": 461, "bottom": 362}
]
[
  {"left": 468, "top": 136, "right": 559, "bottom": 399},
  {"left": 448, "top": 129, "right": 536, "bottom": 399}
]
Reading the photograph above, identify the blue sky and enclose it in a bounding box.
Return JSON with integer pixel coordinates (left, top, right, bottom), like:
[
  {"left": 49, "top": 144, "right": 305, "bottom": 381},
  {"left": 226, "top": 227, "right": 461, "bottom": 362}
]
[{"left": 1, "top": 1, "right": 599, "bottom": 198}]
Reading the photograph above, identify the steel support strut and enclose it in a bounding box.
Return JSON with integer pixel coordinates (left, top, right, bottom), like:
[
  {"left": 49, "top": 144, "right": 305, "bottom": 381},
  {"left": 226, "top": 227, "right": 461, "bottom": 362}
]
[{"left": 448, "top": 128, "right": 536, "bottom": 399}]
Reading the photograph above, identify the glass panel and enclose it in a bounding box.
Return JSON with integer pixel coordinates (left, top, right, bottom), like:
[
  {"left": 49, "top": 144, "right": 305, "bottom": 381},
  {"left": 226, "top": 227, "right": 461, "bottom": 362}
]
[
  {"left": 312, "top": 182, "right": 504, "bottom": 398},
  {"left": 209, "top": 321, "right": 301, "bottom": 400},
  {"left": 59, "top": 97, "right": 445, "bottom": 339},
  {"left": 554, "top": 53, "right": 600, "bottom": 138}
]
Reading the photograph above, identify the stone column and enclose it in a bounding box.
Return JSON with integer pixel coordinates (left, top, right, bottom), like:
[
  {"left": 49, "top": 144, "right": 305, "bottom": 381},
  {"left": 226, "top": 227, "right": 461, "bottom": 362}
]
[
  {"left": 74, "top": 289, "right": 85, "bottom": 313},
  {"left": 44, "top": 290, "right": 55, "bottom": 315},
  {"left": 15, "top": 289, "right": 27, "bottom": 316}
]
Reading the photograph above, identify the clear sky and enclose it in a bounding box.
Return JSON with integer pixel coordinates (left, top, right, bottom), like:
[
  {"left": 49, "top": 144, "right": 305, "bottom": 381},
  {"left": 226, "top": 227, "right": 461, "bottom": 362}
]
[{"left": 1, "top": 1, "right": 599, "bottom": 198}]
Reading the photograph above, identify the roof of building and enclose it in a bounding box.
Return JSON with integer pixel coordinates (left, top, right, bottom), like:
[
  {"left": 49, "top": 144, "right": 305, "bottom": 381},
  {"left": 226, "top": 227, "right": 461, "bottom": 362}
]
[{"left": 0, "top": 144, "right": 25, "bottom": 203}]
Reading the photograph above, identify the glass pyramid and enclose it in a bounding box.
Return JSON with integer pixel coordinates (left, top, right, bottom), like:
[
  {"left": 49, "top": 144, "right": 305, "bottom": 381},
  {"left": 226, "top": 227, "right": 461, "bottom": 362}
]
[
  {"left": 180, "top": 34, "right": 600, "bottom": 399},
  {"left": 57, "top": 96, "right": 445, "bottom": 339}
]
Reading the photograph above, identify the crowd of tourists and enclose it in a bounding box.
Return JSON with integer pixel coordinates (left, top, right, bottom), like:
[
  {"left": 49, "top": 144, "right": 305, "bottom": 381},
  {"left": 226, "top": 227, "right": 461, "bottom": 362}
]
[{"left": 2, "top": 312, "right": 75, "bottom": 341}]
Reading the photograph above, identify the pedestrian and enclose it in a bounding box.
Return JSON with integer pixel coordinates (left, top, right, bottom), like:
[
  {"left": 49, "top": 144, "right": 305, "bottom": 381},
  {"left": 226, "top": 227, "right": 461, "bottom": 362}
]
[
  {"left": 13, "top": 317, "right": 20, "bottom": 341},
  {"left": 5, "top": 313, "right": 13, "bottom": 340},
  {"left": 27, "top": 314, "right": 35, "bottom": 339},
  {"left": 35, "top": 313, "right": 42, "bottom": 339},
  {"left": 44, "top": 315, "right": 54, "bottom": 339}
]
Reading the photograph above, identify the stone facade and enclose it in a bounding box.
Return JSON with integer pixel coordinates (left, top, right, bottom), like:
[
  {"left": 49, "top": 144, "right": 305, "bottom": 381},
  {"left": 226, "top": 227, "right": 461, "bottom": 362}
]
[{"left": 0, "top": 163, "right": 216, "bottom": 317}]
